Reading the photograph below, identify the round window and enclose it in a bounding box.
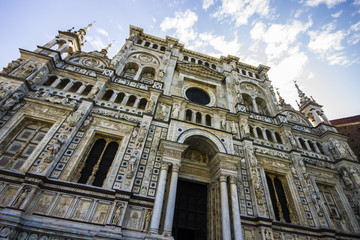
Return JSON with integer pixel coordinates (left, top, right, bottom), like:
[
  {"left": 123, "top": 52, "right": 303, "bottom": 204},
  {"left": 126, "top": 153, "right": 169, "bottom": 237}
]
[{"left": 186, "top": 88, "right": 210, "bottom": 105}]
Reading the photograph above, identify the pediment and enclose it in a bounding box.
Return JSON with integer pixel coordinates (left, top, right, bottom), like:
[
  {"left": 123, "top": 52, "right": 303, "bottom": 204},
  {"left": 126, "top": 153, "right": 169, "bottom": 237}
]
[{"left": 177, "top": 63, "right": 224, "bottom": 81}]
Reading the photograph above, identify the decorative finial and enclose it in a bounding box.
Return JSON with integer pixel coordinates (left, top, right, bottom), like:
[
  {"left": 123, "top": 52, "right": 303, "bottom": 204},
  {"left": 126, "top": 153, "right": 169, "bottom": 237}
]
[
  {"left": 101, "top": 43, "right": 112, "bottom": 55},
  {"left": 75, "top": 21, "right": 95, "bottom": 40},
  {"left": 276, "top": 88, "right": 285, "bottom": 106},
  {"left": 294, "top": 80, "right": 312, "bottom": 107}
]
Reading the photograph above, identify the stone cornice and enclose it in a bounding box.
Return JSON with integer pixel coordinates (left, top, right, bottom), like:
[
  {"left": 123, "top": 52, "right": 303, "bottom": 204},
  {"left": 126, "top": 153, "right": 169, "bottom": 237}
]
[{"left": 177, "top": 63, "right": 224, "bottom": 81}]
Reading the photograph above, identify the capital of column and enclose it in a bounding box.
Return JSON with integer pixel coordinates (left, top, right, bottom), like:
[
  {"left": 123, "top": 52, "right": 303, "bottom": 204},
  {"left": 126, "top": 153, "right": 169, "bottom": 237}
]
[
  {"left": 229, "top": 176, "right": 238, "bottom": 184},
  {"left": 220, "top": 175, "right": 228, "bottom": 182},
  {"left": 161, "top": 162, "right": 171, "bottom": 171},
  {"left": 172, "top": 163, "right": 181, "bottom": 172}
]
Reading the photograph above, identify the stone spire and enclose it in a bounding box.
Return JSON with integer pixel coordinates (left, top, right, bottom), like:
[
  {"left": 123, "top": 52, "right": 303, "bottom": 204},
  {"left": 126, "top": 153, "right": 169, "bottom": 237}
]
[
  {"left": 100, "top": 43, "right": 112, "bottom": 55},
  {"left": 74, "top": 22, "right": 94, "bottom": 41},
  {"left": 276, "top": 88, "right": 294, "bottom": 110},
  {"left": 294, "top": 80, "right": 313, "bottom": 108}
]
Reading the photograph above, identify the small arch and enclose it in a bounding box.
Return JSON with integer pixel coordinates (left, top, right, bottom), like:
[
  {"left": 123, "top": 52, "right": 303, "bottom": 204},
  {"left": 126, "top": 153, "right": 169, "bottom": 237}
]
[
  {"left": 196, "top": 112, "right": 202, "bottom": 124},
  {"left": 198, "top": 60, "right": 203, "bottom": 65},
  {"left": 81, "top": 85, "right": 92, "bottom": 95},
  {"left": 185, "top": 109, "right": 192, "bottom": 121},
  {"left": 249, "top": 126, "right": 254, "bottom": 137},
  {"left": 141, "top": 67, "right": 155, "bottom": 80},
  {"left": 138, "top": 98, "right": 148, "bottom": 110},
  {"left": 299, "top": 138, "right": 307, "bottom": 150},
  {"left": 68, "top": 82, "right": 82, "bottom": 93},
  {"left": 184, "top": 56, "right": 189, "bottom": 61},
  {"left": 123, "top": 62, "right": 139, "bottom": 79},
  {"left": 160, "top": 46, "right": 166, "bottom": 51},
  {"left": 248, "top": 72, "right": 253, "bottom": 77},
  {"left": 316, "top": 142, "right": 324, "bottom": 154},
  {"left": 255, "top": 74, "right": 260, "bottom": 79},
  {"left": 211, "top": 64, "right": 216, "bottom": 69},
  {"left": 241, "top": 70, "right": 246, "bottom": 75},
  {"left": 102, "top": 90, "right": 114, "bottom": 101},
  {"left": 191, "top": 58, "right": 196, "bottom": 63},
  {"left": 144, "top": 42, "right": 151, "bottom": 47},
  {"left": 43, "top": 75, "right": 57, "bottom": 86},
  {"left": 256, "top": 97, "right": 269, "bottom": 115},
  {"left": 242, "top": 93, "right": 253, "bottom": 112},
  {"left": 152, "top": 44, "right": 158, "bottom": 49},
  {"left": 275, "top": 132, "right": 282, "bottom": 144},
  {"left": 204, "top": 62, "right": 209, "bottom": 67},
  {"left": 308, "top": 140, "right": 316, "bottom": 152},
  {"left": 266, "top": 130, "right": 273, "bottom": 142},
  {"left": 206, "top": 114, "right": 211, "bottom": 126},
  {"left": 55, "top": 78, "right": 70, "bottom": 89},
  {"left": 256, "top": 127, "right": 263, "bottom": 139},
  {"left": 136, "top": 39, "right": 143, "bottom": 45},
  {"left": 126, "top": 95, "right": 137, "bottom": 107},
  {"left": 114, "top": 92, "right": 125, "bottom": 104}
]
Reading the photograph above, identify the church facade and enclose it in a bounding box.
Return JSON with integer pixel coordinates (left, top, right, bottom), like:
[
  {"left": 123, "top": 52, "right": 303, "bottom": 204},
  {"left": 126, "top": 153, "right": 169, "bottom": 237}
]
[{"left": 0, "top": 25, "right": 359, "bottom": 240}]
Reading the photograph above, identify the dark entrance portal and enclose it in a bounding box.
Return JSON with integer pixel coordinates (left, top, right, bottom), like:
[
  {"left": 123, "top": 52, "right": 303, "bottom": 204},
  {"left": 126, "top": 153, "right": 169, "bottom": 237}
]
[{"left": 172, "top": 180, "right": 207, "bottom": 240}]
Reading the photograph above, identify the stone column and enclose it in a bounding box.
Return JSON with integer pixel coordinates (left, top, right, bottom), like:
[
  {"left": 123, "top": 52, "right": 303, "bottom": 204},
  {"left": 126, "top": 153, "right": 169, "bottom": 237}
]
[
  {"left": 133, "top": 98, "right": 141, "bottom": 108},
  {"left": 271, "top": 132, "right": 277, "bottom": 143},
  {"left": 121, "top": 94, "right": 130, "bottom": 105},
  {"left": 313, "top": 141, "right": 320, "bottom": 153},
  {"left": 230, "top": 176, "right": 243, "bottom": 240},
  {"left": 76, "top": 85, "right": 86, "bottom": 94},
  {"left": 109, "top": 92, "right": 118, "bottom": 102},
  {"left": 252, "top": 98, "right": 259, "bottom": 113},
  {"left": 262, "top": 129, "right": 268, "bottom": 141},
  {"left": 163, "top": 163, "right": 181, "bottom": 236},
  {"left": 220, "top": 175, "right": 231, "bottom": 240},
  {"left": 149, "top": 162, "right": 170, "bottom": 234},
  {"left": 304, "top": 141, "right": 311, "bottom": 151}
]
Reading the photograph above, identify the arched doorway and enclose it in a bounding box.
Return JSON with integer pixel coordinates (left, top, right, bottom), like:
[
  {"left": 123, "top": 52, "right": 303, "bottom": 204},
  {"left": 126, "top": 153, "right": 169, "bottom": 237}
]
[{"left": 172, "top": 135, "right": 219, "bottom": 240}]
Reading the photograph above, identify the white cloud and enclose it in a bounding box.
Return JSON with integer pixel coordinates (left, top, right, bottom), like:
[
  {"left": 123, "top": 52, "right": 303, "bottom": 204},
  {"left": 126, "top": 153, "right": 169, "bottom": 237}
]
[
  {"left": 250, "top": 19, "right": 312, "bottom": 60},
  {"left": 152, "top": 17, "right": 157, "bottom": 23},
  {"left": 160, "top": 9, "right": 198, "bottom": 43},
  {"left": 212, "top": 0, "right": 274, "bottom": 26},
  {"left": 326, "top": 52, "right": 349, "bottom": 65},
  {"left": 331, "top": 10, "right": 343, "bottom": 18},
  {"left": 304, "top": 0, "right": 347, "bottom": 8},
  {"left": 86, "top": 36, "right": 106, "bottom": 51},
  {"left": 95, "top": 28, "right": 109, "bottom": 37},
  {"left": 355, "top": 0, "right": 360, "bottom": 5},
  {"left": 347, "top": 33, "right": 360, "bottom": 45},
  {"left": 308, "top": 24, "right": 345, "bottom": 55},
  {"left": 198, "top": 33, "right": 242, "bottom": 56},
  {"left": 202, "top": 0, "right": 215, "bottom": 10},
  {"left": 350, "top": 21, "right": 360, "bottom": 31}
]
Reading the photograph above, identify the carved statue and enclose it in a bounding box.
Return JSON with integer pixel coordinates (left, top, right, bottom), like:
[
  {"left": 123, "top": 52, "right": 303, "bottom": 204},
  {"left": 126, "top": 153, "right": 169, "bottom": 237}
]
[
  {"left": 341, "top": 168, "right": 354, "bottom": 188},
  {"left": 246, "top": 146, "right": 258, "bottom": 168},
  {"left": 240, "top": 118, "right": 250, "bottom": 137},
  {"left": 159, "top": 104, "right": 169, "bottom": 120},
  {"left": 29, "top": 67, "right": 47, "bottom": 86},
  {"left": 66, "top": 107, "right": 86, "bottom": 127},
  {"left": 0, "top": 90, "right": 24, "bottom": 112},
  {"left": 311, "top": 192, "right": 323, "bottom": 216},
  {"left": 126, "top": 150, "right": 139, "bottom": 179},
  {"left": 350, "top": 167, "right": 360, "bottom": 185},
  {"left": 87, "top": 85, "right": 100, "bottom": 99},
  {"left": 264, "top": 228, "right": 272, "bottom": 240},
  {"left": 285, "top": 130, "right": 297, "bottom": 148},
  {"left": 231, "top": 121, "right": 238, "bottom": 135},
  {"left": 143, "top": 210, "right": 151, "bottom": 231},
  {"left": 236, "top": 90, "right": 244, "bottom": 104},
  {"left": 220, "top": 116, "right": 226, "bottom": 130},
  {"left": 112, "top": 203, "right": 124, "bottom": 225},
  {"left": 171, "top": 103, "right": 180, "bottom": 118},
  {"left": 2, "top": 58, "right": 23, "bottom": 74},
  {"left": 147, "top": 96, "right": 156, "bottom": 113},
  {"left": 13, "top": 188, "right": 29, "bottom": 208}
]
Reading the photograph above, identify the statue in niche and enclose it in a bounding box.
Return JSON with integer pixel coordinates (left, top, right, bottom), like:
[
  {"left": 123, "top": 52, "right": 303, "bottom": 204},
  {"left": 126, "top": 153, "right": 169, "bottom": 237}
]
[
  {"left": 341, "top": 168, "right": 353, "bottom": 188},
  {"left": 53, "top": 199, "right": 70, "bottom": 217},
  {"left": 147, "top": 96, "right": 156, "bottom": 113},
  {"left": 245, "top": 146, "right": 257, "bottom": 168},
  {"left": 298, "top": 159, "right": 309, "bottom": 179},
  {"left": 239, "top": 118, "right": 250, "bottom": 137},
  {"left": 2, "top": 58, "right": 23, "bottom": 74},
  {"left": 136, "top": 121, "right": 147, "bottom": 148},
  {"left": 171, "top": 103, "right": 180, "bottom": 119},
  {"left": 285, "top": 130, "right": 297, "bottom": 148},
  {"left": 158, "top": 104, "right": 169, "bottom": 120},
  {"left": 236, "top": 90, "right": 244, "bottom": 104},
  {"left": 126, "top": 150, "right": 139, "bottom": 179},
  {"left": 92, "top": 205, "right": 107, "bottom": 223},
  {"left": 112, "top": 202, "right": 124, "bottom": 225},
  {"left": 231, "top": 121, "right": 238, "bottom": 135},
  {"left": 13, "top": 187, "right": 29, "bottom": 208},
  {"left": 129, "top": 211, "right": 139, "bottom": 229},
  {"left": 143, "top": 210, "right": 151, "bottom": 231},
  {"left": 311, "top": 192, "right": 324, "bottom": 217},
  {"left": 220, "top": 116, "right": 226, "bottom": 130},
  {"left": 87, "top": 85, "right": 100, "bottom": 99}
]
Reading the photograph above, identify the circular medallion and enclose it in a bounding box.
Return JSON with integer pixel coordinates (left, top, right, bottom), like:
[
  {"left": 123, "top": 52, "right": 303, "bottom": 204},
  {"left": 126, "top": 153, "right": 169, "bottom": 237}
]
[
  {"left": 139, "top": 54, "right": 152, "bottom": 62},
  {"left": 83, "top": 58, "right": 98, "bottom": 67}
]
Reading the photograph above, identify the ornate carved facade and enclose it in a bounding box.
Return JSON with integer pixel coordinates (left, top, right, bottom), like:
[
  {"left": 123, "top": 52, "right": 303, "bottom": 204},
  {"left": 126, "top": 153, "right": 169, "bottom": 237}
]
[{"left": 0, "top": 24, "right": 359, "bottom": 239}]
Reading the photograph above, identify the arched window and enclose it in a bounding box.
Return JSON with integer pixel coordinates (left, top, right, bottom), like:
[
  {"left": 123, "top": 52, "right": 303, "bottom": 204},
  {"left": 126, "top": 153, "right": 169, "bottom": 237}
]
[
  {"left": 55, "top": 78, "right": 70, "bottom": 89},
  {"left": 126, "top": 95, "right": 137, "bottom": 107},
  {"left": 275, "top": 132, "right": 282, "bottom": 144},
  {"left": 308, "top": 140, "right": 316, "bottom": 152},
  {"left": 266, "top": 174, "right": 292, "bottom": 223},
  {"left": 198, "top": 60, "right": 203, "bottom": 65},
  {"left": 138, "top": 98, "right": 148, "bottom": 110},
  {"left": 81, "top": 85, "right": 92, "bottom": 96},
  {"left": 152, "top": 44, "right": 158, "bottom": 49},
  {"left": 186, "top": 88, "right": 210, "bottom": 105},
  {"left": 211, "top": 64, "right": 216, "bottom": 69},
  {"left": 144, "top": 42, "right": 151, "bottom": 47},
  {"left": 299, "top": 138, "right": 307, "bottom": 150},
  {"left": 266, "top": 130, "right": 273, "bottom": 142},
  {"left": 68, "top": 82, "right": 82, "bottom": 93},
  {"left": 137, "top": 39, "right": 143, "bottom": 45},
  {"left": 185, "top": 109, "right": 192, "bottom": 121},
  {"left": 183, "top": 56, "right": 189, "bottom": 61},
  {"left": 206, "top": 114, "right": 211, "bottom": 126},
  {"left": 317, "top": 142, "right": 324, "bottom": 154},
  {"left": 43, "top": 75, "right": 57, "bottom": 86},
  {"left": 160, "top": 46, "right": 166, "bottom": 51},
  {"left": 241, "top": 70, "right": 246, "bottom": 75},
  {"left": 242, "top": 94, "right": 253, "bottom": 112},
  {"left": 248, "top": 72, "right": 253, "bottom": 77},
  {"left": 249, "top": 126, "right": 254, "bottom": 137},
  {"left": 114, "top": 92, "right": 125, "bottom": 104},
  {"left": 123, "top": 62, "right": 139, "bottom": 79},
  {"left": 191, "top": 58, "right": 196, "bottom": 63},
  {"left": 256, "top": 97, "right": 269, "bottom": 115},
  {"left": 196, "top": 112, "right": 202, "bottom": 124},
  {"left": 256, "top": 127, "right": 263, "bottom": 139},
  {"left": 77, "top": 138, "right": 119, "bottom": 187},
  {"left": 102, "top": 90, "right": 113, "bottom": 101},
  {"left": 204, "top": 62, "right": 209, "bottom": 67},
  {"left": 0, "top": 120, "right": 52, "bottom": 170},
  {"left": 140, "top": 67, "right": 155, "bottom": 81}
]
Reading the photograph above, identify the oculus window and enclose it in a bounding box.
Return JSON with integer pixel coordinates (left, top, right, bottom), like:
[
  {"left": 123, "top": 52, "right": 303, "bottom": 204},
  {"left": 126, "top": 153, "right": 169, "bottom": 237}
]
[{"left": 185, "top": 88, "right": 210, "bottom": 105}]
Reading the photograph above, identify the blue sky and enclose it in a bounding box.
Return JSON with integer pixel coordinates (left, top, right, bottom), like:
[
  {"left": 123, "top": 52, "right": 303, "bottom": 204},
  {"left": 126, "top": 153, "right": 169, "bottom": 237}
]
[{"left": 0, "top": 0, "right": 359, "bottom": 120}]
